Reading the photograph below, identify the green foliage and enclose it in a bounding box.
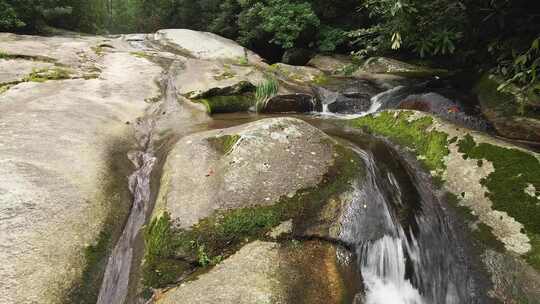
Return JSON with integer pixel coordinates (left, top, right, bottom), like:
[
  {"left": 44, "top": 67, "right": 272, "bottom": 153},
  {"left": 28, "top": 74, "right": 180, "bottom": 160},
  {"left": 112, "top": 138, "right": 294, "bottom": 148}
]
[
  {"left": 349, "top": 111, "right": 450, "bottom": 173},
  {"left": 494, "top": 37, "right": 540, "bottom": 114},
  {"left": 255, "top": 77, "right": 279, "bottom": 111},
  {"left": 0, "top": 0, "right": 73, "bottom": 32},
  {"left": 351, "top": 0, "right": 466, "bottom": 58},
  {"left": 457, "top": 134, "right": 540, "bottom": 270},
  {"left": 142, "top": 213, "right": 189, "bottom": 288},
  {"left": 258, "top": 0, "right": 320, "bottom": 49},
  {"left": 0, "top": 0, "right": 25, "bottom": 30},
  {"left": 317, "top": 26, "right": 347, "bottom": 53}
]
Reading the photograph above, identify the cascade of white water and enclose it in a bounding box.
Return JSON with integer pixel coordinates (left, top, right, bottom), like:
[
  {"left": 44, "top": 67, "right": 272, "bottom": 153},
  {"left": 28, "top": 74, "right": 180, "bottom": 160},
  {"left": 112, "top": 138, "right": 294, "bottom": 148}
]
[{"left": 361, "top": 236, "right": 425, "bottom": 304}]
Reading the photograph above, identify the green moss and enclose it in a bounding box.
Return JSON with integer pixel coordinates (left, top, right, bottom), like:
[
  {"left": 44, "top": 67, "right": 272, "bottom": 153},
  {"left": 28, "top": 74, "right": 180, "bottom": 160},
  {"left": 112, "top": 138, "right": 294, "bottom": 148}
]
[
  {"left": 457, "top": 134, "right": 540, "bottom": 270},
  {"left": 236, "top": 56, "right": 249, "bottom": 65},
  {"left": 336, "top": 63, "right": 359, "bottom": 76},
  {"left": 208, "top": 134, "right": 241, "bottom": 155},
  {"left": 213, "top": 70, "right": 236, "bottom": 81},
  {"left": 0, "top": 84, "right": 10, "bottom": 94},
  {"left": 349, "top": 111, "right": 449, "bottom": 173},
  {"left": 142, "top": 144, "right": 363, "bottom": 289},
  {"left": 24, "top": 67, "right": 71, "bottom": 82},
  {"left": 195, "top": 94, "right": 255, "bottom": 114},
  {"left": 0, "top": 50, "right": 57, "bottom": 63},
  {"left": 130, "top": 51, "right": 152, "bottom": 60},
  {"left": 312, "top": 73, "right": 330, "bottom": 85}
]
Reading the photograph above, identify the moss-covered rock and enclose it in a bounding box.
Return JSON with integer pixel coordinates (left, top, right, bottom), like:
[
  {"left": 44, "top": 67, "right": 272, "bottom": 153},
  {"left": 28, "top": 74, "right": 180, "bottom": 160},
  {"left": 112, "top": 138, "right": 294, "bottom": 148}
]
[
  {"left": 175, "top": 58, "right": 265, "bottom": 99},
  {"left": 307, "top": 54, "right": 355, "bottom": 74},
  {"left": 194, "top": 95, "right": 255, "bottom": 114},
  {"left": 142, "top": 117, "right": 365, "bottom": 292},
  {"left": 358, "top": 57, "right": 449, "bottom": 78},
  {"left": 349, "top": 110, "right": 540, "bottom": 301},
  {"left": 349, "top": 111, "right": 449, "bottom": 174},
  {"left": 475, "top": 74, "right": 540, "bottom": 142}
]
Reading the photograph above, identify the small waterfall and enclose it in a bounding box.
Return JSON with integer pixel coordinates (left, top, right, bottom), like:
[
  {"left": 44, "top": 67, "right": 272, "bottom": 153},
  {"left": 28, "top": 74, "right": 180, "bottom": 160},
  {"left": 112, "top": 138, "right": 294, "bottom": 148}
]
[
  {"left": 96, "top": 150, "right": 156, "bottom": 304},
  {"left": 340, "top": 142, "right": 482, "bottom": 304},
  {"left": 361, "top": 236, "right": 424, "bottom": 304}
]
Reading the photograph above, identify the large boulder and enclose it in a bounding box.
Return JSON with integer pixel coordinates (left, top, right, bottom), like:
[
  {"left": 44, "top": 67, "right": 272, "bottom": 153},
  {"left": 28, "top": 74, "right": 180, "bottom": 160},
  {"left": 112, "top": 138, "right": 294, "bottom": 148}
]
[
  {"left": 154, "top": 29, "right": 264, "bottom": 64},
  {"left": 356, "top": 57, "right": 448, "bottom": 78},
  {"left": 307, "top": 54, "right": 355, "bottom": 74},
  {"left": 263, "top": 94, "right": 316, "bottom": 113},
  {"left": 174, "top": 58, "right": 265, "bottom": 99},
  {"left": 271, "top": 63, "right": 326, "bottom": 84},
  {"left": 349, "top": 110, "right": 540, "bottom": 302},
  {"left": 154, "top": 117, "right": 337, "bottom": 228},
  {"left": 475, "top": 74, "right": 540, "bottom": 142},
  {"left": 142, "top": 117, "right": 366, "bottom": 295},
  {"left": 0, "top": 34, "right": 162, "bottom": 304},
  {"left": 155, "top": 240, "right": 360, "bottom": 304}
]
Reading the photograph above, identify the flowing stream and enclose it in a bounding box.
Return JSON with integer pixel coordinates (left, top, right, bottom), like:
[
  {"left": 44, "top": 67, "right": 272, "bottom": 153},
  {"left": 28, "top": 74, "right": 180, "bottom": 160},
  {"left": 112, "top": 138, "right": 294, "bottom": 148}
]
[
  {"left": 335, "top": 139, "right": 485, "bottom": 304},
  {"left": 95, "top": 42, "right": 489, "bottom": 303},
  {"left": 97, "top": 61, "right": 183, "bottom": 304}
]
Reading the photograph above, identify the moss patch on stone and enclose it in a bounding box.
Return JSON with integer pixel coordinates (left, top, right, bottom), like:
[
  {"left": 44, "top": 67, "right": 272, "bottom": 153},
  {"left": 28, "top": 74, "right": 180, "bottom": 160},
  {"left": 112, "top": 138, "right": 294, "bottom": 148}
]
[
  {"left": 0, "top": 84, "right": 11, "bottom": 94},
  {"left": 208, "top": 134, "right": 241, "bottom": 155},
  {"left": 349, "top": 111, "right": 449, "bottom": 173},
  {"left": 141, "top": 144, "right": 363, "bottom": 289},
  {"left": 195, "top": 94, "right": 255, "bottom": 114},
  {"left": 23, "top": 67, "right": 71, "bottom": 82},
  {"left": 457, "top": 134, "right": 540, "bottom": 270}
]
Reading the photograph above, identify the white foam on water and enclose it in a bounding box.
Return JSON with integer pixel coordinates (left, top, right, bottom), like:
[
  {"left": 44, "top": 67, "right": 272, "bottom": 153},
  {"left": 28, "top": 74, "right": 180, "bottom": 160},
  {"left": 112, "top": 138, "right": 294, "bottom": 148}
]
[{"left": 362, "top": 236, "right": 425, "bottom": 304}]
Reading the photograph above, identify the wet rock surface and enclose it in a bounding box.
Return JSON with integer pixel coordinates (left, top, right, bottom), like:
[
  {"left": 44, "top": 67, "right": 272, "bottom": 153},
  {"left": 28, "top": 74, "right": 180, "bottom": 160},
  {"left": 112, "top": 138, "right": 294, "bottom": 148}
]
[
  {"left": 263, "top": 94, "right": 316, "bottom": 113},
  {"left": 0, "top": 35, "right": 162, "bottom": 304},
  {"left": 156, "top": 241, "right": 359, "bottom": 304},
  {"left": 349, "top": 110, "right": 540, "bottom": 301}
]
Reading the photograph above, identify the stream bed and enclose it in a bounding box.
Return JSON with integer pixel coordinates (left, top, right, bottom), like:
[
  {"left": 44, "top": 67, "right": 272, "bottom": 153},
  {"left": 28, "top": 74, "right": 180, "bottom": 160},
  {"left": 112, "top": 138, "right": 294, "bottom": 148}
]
[{"left": 97, "top": 51, "right": 493, "bottom": 304}]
